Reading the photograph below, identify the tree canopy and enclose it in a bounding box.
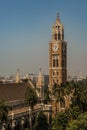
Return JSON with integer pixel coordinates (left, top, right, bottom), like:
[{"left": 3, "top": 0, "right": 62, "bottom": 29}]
[
  {"left": 66, "top": 112, "right": 87, "bottom": 130},
  {"left": 0, "top": 101, "right": 9, "bottom": 129},
  {"left": 33, "top": 111, "right": 49, "bottom": 130},
  {"left": 52, "top": 79, "right": 87, "bottom": 130},
  {"left": 25, "top": 86, "right": 38, "bottom": 110},
  {"left": 52, "top": 112, "right": 68, "bottom": 130}
]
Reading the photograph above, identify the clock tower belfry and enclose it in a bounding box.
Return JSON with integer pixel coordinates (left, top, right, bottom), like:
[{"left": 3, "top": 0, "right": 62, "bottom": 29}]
[{"left": 49, "top": 13, "right": 67, "bottom": 87}]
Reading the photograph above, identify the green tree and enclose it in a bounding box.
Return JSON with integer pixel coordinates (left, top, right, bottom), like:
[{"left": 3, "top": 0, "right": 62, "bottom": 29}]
[
  {"left": 66, "top": 112, "right": 87, "bottom": 130},
  {"left": 25, "top": 87, "right": 38, "bottom": 130},
  {"left": 71, "top": 81, "right": 87, "bottom": 112},
  {"left": 65, "top": 106, "right": 80, "bottom": 121},
  {"left": 33, "top": 111, "right": 49, "bottom": 130},
  {"left": 55, "top": 84, "right": 65, "bottom": 102},
  {"left": 25, "top": 87, "right": 38, "bottom": 110},
  {"left": 64, "top": 82, "right": 73, "bottom": 96},
  {"left": 53, "top": 83, "right": 65, "bottom": 112},
  {"left": 44, "top": 85, "right": 51, "bottom": 104},
  {"left": 24, "top": 128, "right": 30, "bottom": 130},
  {"left": 69, "top": 106, "right": 80, "bottom": 120},
  {"left": 0, "top": 101, "right": 9, "bottom": 129},
  {"left": 52, "top": 112, "right": 68, "bottom": 130}
]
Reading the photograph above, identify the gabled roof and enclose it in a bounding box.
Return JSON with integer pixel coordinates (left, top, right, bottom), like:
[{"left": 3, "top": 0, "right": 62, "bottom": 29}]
[{"left": 0, "top": 83, "right": 29, "bottom": 102}]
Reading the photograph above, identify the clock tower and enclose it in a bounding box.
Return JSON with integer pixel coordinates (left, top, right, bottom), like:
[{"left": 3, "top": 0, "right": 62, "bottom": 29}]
[{"left": 49, "top": 13, "right": 67, "bottom": 87}]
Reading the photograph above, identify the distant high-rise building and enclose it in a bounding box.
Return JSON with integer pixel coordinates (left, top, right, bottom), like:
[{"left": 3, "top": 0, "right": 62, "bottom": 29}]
[{"left": 49, "top": 13, "right": 67, "bottom": 87}]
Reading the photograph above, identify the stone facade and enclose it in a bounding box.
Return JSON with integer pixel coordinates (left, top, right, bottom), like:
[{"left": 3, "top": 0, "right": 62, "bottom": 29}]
[{"left": 49, "top": 13, "right": 67, "bottom": 88}]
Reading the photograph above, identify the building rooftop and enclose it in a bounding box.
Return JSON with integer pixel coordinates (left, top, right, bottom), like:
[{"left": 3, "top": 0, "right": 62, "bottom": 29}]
[{"left": 0, "top": 82, "right": 30, "bottom": 102}]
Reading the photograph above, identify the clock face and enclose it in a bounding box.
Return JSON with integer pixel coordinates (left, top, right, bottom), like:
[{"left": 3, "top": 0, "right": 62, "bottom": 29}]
[{"left": 53, "top": 43, "right": 58, "bottom": 51}]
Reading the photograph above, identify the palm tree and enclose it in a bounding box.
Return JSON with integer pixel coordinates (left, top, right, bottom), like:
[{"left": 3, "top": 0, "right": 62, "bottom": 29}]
[
  {"left": 53, "top": 83, "right": 65, "bottom": 112},
  {"left": 71, "top": 80, "right": 87, "bottom": 112},
  {"left": 44, "top": 84, "right": 51, "bottom": 104},
  {"left": 25, "top": 86, "right": 38, "bottom": 110},
  {"left": 64, "top": 82, "right": 73, "bottom": 95},
  {"left": 25, "top": 86, "right": 38, "bottom": 130},
  {"left": 63, "top": 82, "right": 74, "bottom": 109},
  {"left": 0, "top": 101, "right": 9, "bottom": 129}
]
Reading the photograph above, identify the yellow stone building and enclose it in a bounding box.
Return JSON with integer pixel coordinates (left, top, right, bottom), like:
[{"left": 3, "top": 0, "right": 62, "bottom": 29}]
[{"left": 49, "top": 13, "right": 67, "bottom": 87}]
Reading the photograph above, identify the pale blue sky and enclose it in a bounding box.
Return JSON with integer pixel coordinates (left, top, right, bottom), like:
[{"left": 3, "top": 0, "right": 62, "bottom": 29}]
[{"left": 0, "top": 0, "right": 87, "bottom": 76}]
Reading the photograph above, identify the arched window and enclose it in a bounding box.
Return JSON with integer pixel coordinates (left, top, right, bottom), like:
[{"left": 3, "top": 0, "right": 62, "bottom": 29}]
[
  {"left": 56, "top": 59, "right": 58, "bottom": 67},
  {"left": 55, "top": 33, "right": 57, "bottom": 40},
  {"left": 53, "top": 59, "right": 55, "bottom": 67},
  {"left": 58, "top": 32, "right": 61, "bottom": 40}
]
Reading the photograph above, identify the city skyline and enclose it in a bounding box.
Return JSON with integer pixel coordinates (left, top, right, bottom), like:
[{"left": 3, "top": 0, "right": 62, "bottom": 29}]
[{"left": 0, "top": 0, "right": 87, "bottom": 76}]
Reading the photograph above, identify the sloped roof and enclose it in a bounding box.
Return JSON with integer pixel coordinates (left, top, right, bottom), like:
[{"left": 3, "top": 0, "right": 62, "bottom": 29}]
[{"left": 0, "top": 82, "right": 29, "bottom": 102}]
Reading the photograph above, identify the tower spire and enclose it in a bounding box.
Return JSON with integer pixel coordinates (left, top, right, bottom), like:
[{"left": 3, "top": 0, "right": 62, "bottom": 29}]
[
  {"left": 56, "top": 12, "right": 60, "bottom": 22},
  {"left": 15, "top": 68, "right": 20, "bottom": 83},
  {"left": 55, "top": 12, "right": 63, "bottom": 27},
  {"left": 57, "top": 12, "right": 59, "bottom": 19}
]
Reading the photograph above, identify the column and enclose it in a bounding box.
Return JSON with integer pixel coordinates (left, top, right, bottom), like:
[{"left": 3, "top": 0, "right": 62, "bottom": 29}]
[
  {"left": 2, "top": 123, "right": 6, "bottom": 130},
  {"left": 29, "top": 107, "right": 32, "bottom": 130},
  {"left": 12, "top": 120, "right": 16, "bottom": 130},
  {"left": 21, "top": 117, "right": 25, "bottom": 130},
  {"left": 11, "top": 111, "right": 16, "bottom": 130}
]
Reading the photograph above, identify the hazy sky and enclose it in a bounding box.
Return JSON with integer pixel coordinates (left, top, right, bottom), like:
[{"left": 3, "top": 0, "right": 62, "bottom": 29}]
[{"left": 0, "top": 0, "right": 87, "bottom": 77}]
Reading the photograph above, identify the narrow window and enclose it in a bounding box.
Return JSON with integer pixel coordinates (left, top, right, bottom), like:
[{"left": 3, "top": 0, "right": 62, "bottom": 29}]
[
  {"left": 58, "top": 32, "right": 61, "bottom": 40},
  {"left": 53, "top": 59, "right": 55, "bottom": 67},
  {"left": 55, "top": 34, "right": 57, "bottom": 40},
  {"left": 56, "top": 59, "right": 58, "bottom": 67}
]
